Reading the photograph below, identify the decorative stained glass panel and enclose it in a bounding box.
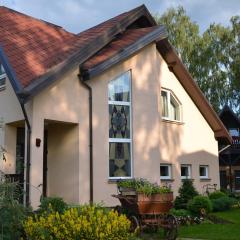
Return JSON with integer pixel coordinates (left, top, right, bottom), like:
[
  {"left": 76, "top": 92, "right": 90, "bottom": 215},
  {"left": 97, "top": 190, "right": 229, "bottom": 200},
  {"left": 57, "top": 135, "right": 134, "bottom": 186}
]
[
  {"left": 109, "top": 105, "right": 130, "bottom": 138},
  {"left": 108, "top": 72, "right": 130, "bottom": 102},
  {"left": 109, "top": 142, "right": 131, "bottom": 177}
]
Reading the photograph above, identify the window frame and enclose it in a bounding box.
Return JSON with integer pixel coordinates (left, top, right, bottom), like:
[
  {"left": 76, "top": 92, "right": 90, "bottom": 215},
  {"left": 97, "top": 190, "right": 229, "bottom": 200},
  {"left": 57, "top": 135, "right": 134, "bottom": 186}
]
[
  {"left": 199, "top": 165, "right": 209, "bottom": 179},
  {"left": 229, "top": 128, "right": 240, "bottom": 137},
  {"left": 181, "top": 164, "right": 191, "bottom": 180},
  {"left": 160, "top": 164, "right": 172, "bottom": 180},
  {"left": 108, "top": 71, "right": 133, "bottom": 180},
  {"left": 0, "top": 64, "right": 6, "bottom": 91},
  {"left": 161, "top": 88, "right": 182, "bottom": 122}
]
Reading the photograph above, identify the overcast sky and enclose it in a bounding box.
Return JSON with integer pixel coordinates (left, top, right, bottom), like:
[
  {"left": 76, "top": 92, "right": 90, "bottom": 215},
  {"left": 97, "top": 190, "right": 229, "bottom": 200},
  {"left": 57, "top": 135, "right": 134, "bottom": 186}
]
[{"left": 1, "top": 0, "right": 240, "bottom": 33}]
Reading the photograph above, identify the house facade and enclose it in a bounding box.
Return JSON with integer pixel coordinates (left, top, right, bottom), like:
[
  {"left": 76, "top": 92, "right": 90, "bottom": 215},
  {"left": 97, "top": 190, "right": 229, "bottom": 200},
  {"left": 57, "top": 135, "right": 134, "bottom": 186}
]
[
  {"left": 219, "top": 106, "right": 240, "bottom": 191},
  {"left": 0, "top": 5, "right": 231, "bottom": 208}
]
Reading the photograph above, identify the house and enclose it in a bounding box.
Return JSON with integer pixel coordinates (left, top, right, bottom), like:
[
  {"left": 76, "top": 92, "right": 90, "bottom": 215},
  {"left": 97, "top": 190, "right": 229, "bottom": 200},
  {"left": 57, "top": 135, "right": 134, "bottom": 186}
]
[
  {"left": 219, "top": 105, "right": 240, "bottom": 191},
  {"left": 0, "top": 5, "right": 231, "bottom": 208}
]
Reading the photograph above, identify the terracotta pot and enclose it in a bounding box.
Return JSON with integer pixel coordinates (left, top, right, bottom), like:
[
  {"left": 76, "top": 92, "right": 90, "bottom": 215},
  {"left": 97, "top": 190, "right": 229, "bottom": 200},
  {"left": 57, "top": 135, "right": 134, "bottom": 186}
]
[{"left": 137, "top": 201, "right": 173, "bottom": 214}]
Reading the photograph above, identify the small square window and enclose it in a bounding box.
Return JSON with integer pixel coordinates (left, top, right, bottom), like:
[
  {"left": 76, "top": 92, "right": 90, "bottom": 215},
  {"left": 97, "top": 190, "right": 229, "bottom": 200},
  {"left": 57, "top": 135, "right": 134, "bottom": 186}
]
[
  {"left": 200, "top": 165, "right": 209, "bottom": 179},
  {"left": 181, "top": 165, "right": 191, "bottom": 179},
  {"left": 160, "top": 164, "right": 172, "bottom": 180}
]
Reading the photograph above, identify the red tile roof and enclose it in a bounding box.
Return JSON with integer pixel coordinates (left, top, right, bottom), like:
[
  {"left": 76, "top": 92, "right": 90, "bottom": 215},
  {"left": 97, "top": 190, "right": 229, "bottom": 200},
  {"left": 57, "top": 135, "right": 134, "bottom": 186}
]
[
  {"left": 0, "top": 6, "right": 143, "bottom": 88},
  {"left": 83, "top": 27, "right": 158, "bottom": 70}
]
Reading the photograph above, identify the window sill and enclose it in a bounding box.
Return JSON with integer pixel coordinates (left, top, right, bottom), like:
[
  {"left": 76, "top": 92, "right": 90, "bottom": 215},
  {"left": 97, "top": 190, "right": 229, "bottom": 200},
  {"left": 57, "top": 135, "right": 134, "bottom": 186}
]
[
  {"left": 162, "top": 118, "right": 184, "bottom": 125},
  {"left": 108, "top": 178, "right": 133, "bottom": 184},
  {"left": 160, "top": 178, "right": 174, "bottom": 182},
  {"left": 200, "top": 178, "right": 211, "bottom": 182}
]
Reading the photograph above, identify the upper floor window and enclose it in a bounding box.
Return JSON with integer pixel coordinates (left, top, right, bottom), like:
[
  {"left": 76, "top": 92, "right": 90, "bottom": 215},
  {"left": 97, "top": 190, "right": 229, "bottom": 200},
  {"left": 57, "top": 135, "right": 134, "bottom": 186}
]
[
  {"left": 181, "top": 164, "right": 191, "bottom": 179},
  {"left": 160, "top": 164, "right": 172, "bottom": 180},
  {"left": 229, "top": 128, "right": 239, "bottom": 137},
  {"left": 161, "top": 89, "right": 181, "bottom": 121},
  {"left": 108, "top": 71, "right": 132, "bottom": 179},
  {"left": 0, "top": 64, "right": 6, "bottom": 90}
]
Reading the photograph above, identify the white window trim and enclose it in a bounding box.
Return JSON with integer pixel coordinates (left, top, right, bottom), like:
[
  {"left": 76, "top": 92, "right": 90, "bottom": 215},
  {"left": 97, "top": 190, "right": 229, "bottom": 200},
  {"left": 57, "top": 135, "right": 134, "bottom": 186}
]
[
  {"left": 108, "top": 70, "right": 133, "bottom": 180},
  {"left": 160, "top": 164, "right": 172, "bottom": 180},
  {"left": 0, "top": 73, "right": 6, "bottom": 90},
  {"left": 181, "top": 164, "right": 191, "bottom": 179},
  {"left": 200, "top": 165, "right": 209, "bottom": 179},
  {"left": 161, "top": 89, "right": 182, "bottom": 122}
]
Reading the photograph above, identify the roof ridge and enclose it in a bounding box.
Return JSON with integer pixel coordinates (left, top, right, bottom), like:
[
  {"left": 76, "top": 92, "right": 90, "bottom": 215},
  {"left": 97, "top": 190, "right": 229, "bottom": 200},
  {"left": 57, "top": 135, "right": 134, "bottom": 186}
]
[{"left": 78, "top": 4, "right": 146, "bottom": 36}]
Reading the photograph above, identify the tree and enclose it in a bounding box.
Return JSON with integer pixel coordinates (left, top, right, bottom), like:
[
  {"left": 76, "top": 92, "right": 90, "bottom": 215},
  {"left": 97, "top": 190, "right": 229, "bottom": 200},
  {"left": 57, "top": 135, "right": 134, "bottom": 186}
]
[{"left": 155, "top": 7, "right": 240, "bottom": 115}]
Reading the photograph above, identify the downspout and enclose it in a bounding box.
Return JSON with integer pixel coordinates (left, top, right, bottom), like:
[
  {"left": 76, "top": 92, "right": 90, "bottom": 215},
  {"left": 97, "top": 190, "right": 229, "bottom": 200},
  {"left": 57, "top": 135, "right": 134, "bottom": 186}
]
[
  {"left": 19, "top": 100, "right": 31, "bottom": 207},
  {"left": 78, "top": 68, "right": 93, "bottom": 204}
]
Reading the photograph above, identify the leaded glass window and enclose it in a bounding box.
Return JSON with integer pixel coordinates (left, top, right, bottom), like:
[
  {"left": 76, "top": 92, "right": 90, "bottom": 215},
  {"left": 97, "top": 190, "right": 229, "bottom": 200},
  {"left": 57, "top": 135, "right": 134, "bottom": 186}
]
[{"left": 108, "top": 71, "right": 132, "bottom": 178}]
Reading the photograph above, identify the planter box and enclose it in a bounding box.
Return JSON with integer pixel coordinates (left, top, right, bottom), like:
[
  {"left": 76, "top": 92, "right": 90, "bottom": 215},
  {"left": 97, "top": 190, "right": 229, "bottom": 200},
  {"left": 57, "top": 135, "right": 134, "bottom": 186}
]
[{"left": 137, "top": 192, "right": 173, "bottom": 202}]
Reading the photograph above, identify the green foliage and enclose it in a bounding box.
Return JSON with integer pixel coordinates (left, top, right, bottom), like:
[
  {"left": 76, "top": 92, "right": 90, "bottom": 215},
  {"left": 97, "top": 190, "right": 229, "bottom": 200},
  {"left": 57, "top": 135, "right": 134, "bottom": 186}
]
[
  {"left": 0, "top": 180, "right": 31, "bottom": 240},
  {"left": 209, "top": 191, "right": 227, "bottom": 200},
  {"left": 188, "top": 196, "right": 212, "bottom": 216},
  {"left": 211, "top": 197, "right": 236, "bottom": 212},
  {"left": 174, "top": 179, "right": 198, "bottom": 209},
  {"left": 155, "top": 7, "right": 240, "bottom": 115},
  {"left": 38, "top": 196, "right": 67, "bottom": 214},
  {"left": 117, "top": 178, "right": 171, "bottom": 195},
  {"left": 170, "top": 208, "right": 191, "bottom": 217},
  {"left": 23, "top": 205, "right": 132, "bottom": 240}
]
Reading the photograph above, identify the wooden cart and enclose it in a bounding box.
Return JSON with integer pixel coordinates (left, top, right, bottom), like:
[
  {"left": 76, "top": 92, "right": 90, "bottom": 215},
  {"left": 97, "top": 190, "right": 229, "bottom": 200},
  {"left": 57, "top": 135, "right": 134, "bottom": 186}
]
[{"left": 113, "top": 193, "right": 178, "bottom": 240}]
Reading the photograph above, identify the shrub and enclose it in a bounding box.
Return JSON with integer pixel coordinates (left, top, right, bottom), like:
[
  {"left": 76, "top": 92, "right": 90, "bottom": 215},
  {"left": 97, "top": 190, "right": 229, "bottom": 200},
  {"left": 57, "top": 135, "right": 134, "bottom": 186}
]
[
  {"left": 209, "top": 191, "right": 227, "bottom": 200},
  {"left": 211, "top": 196, "right": 236, "bottom": 212},
  {"left": 187, "top": 195, "right": 212, "bottom": 216},
  {"left": 24, "top": 205, "right": 132, "bottom": 240},
  {"left": 170, "top": 208, "right": 191, "bottom": 217},
  {"left": 38, "top": 196, "right": 67, "bottom": 214},
  {"left": 174, "top": 179, "right": 198, "bottom": 209},
  {"left": 0, "top": 180, "right": 31, "bottom": 239}
]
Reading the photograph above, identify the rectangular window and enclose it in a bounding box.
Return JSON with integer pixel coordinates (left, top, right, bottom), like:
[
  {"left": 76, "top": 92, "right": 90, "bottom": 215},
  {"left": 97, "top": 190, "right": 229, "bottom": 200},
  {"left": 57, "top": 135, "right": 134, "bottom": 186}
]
[
  {"left": 161, "top": 89, "right": 181, "bottom": 121},
  {"left": 108, "top": 71, "right": 132, "bottom": 178},
  {"left": 200, "top": 165, "right": 209, "bottom": 179},
  {"left": 160, "top": 164, "right": 172, "bottom": 180},
  {"left": 181, "top": 164, "right": 191, "bottom": 179},
  {"left": 0, "top": 64, "right": 6, "bottom": 90}
]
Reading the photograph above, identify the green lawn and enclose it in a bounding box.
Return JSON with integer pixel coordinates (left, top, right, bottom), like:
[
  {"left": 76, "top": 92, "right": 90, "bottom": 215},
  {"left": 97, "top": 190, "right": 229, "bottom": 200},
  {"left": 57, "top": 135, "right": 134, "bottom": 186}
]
[
  {"left": 179, "top": 208, "right": 240, "bottom": 240},
  {"left": 136, "top": 208, "right": 240, "bottom": 240}
]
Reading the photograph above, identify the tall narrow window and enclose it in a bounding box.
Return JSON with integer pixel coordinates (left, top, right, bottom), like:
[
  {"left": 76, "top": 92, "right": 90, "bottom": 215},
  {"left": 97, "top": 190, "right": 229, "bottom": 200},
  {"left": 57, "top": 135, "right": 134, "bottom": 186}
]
[
  {"left": 161, "top": 89, "right": 181, "bottom": 121},
  {"left": 0, "top": 64, "right": 6, "bottom": 90},
  {"left": 108, "top": 71, "right": 132, "bottom": 178}
]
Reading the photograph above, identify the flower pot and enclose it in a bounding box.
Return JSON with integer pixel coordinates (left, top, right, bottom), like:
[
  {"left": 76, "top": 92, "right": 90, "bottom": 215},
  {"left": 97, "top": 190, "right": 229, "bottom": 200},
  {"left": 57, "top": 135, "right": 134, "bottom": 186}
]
[
  {"left": 118, "top": 187, "right": 136, "bottom": 196},
  {"left": 137, "top": 192, "right": 173, "bottom": 202}
]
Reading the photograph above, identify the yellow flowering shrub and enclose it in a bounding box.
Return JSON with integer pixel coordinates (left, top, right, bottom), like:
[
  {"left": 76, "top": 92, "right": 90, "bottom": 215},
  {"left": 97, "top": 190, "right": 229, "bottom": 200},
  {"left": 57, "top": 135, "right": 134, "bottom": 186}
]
[{"left": 23, "top": 205, "right": 132, "bottom": 240}]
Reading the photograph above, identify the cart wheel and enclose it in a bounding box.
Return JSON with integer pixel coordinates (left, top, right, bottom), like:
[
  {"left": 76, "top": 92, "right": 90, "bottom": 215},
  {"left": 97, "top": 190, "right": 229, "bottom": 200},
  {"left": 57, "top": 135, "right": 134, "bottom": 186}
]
[
  {"left": 164, "top": 214, "right": 178, "bottom": 240},
  {"left": 129, "top": 215, "right": 140, "bottom": 233}
]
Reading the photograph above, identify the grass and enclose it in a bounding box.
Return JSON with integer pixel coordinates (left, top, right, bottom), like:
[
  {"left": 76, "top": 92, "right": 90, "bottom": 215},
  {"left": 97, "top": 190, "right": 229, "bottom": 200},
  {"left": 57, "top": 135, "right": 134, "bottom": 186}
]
[
  {"left": 134, "top": 208, "right": 240, "bottom": 240},
  {"left": 178, "top": 208, "right": 240, "bottom": 240}
]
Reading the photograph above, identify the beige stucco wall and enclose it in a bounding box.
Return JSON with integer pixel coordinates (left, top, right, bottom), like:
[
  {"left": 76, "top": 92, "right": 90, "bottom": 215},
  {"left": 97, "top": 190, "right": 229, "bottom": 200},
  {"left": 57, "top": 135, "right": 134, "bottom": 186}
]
[
  {"left": 158, "top": 52, "right": 220, "bottom": 195},
  {"left": 47, "top": 122, "right": 79, "bottom": 203},
  {"left": 88, "top": 44, "right": 162, "bottom": 205},
  {"left": 30, "top": 68, "right": 90, "bottom": 208},
  {"left": 0, "top": 77, "right": 24, "bottom": 173}
]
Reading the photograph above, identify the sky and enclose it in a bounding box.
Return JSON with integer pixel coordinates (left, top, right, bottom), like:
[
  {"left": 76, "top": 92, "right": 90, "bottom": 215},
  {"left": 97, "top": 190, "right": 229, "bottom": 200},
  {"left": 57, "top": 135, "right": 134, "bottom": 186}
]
[{"left": 1, "top": 0, "right": 240, "bottom": 34}]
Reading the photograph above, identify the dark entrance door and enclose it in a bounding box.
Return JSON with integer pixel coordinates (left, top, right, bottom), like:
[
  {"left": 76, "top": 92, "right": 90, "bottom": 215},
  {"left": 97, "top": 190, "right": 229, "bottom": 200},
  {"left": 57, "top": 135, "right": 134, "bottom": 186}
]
[
  {"left": 220, "top": 170, "right": 227, "bottom": 189},
  {"left": 43, "top": 130, "right": 48, "bottom": 197},
  {"left": 16, "top": 127, "right": 25, "bottom": 203},
  {"left": 235, "top": 170, "right": 240, "bottom": 190}
]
